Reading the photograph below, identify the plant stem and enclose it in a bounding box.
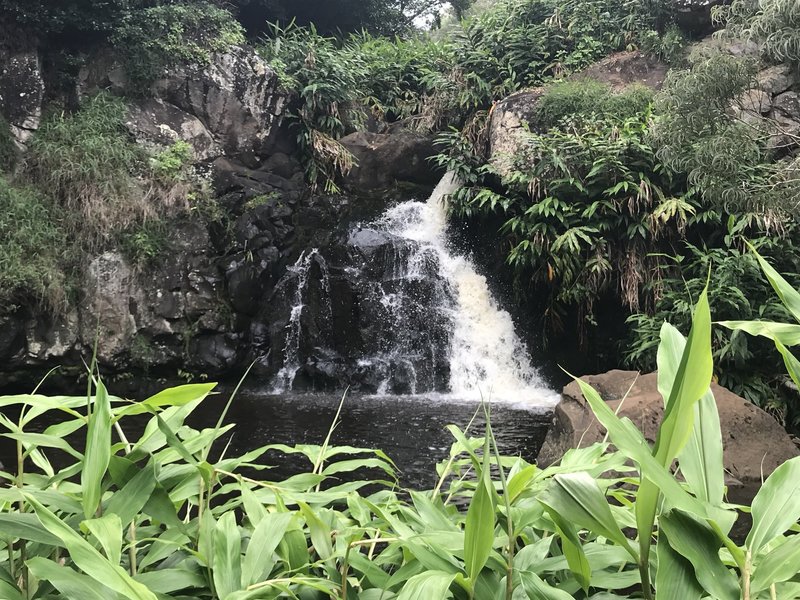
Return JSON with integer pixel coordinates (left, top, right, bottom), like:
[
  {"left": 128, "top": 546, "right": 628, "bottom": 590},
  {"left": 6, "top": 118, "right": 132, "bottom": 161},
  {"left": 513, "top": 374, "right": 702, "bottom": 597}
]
[
  {"left": 742, "top": 549, "right": 751, "bottom": 600},
  {"left": 129, "top": 521, "right": 138, "bottom": 576},
  {"left": 639, "top": 559, "right": 654, "bottom": 600}
]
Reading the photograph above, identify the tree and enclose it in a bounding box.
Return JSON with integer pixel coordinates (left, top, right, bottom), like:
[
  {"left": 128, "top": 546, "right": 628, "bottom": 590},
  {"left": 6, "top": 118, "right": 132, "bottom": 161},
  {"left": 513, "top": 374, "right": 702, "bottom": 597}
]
[{"left": 233, "top": 0, "right": 472, "bottom": 37}]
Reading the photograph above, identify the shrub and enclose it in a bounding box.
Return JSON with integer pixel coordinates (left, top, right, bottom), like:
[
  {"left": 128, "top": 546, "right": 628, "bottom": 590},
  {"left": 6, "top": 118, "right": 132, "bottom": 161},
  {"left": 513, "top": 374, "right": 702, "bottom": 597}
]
[
  {"left": 533, "top": 80, "right": 654, "bottom": 130},
  {"left": 111, "top": 1, "right": 245, "bottom": 84},
  {"left": 0, "top": 177, "right": 68, "bottom": 314},
  {"left": 25, "top": 94, "right": 152, "bottom": 248}
]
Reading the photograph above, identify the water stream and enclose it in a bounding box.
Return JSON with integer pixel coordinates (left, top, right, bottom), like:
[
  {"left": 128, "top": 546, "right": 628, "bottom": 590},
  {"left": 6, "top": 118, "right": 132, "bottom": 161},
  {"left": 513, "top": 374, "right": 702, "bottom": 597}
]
[{"left": 272, "top": 173, "right": 558, "bottom": 407}]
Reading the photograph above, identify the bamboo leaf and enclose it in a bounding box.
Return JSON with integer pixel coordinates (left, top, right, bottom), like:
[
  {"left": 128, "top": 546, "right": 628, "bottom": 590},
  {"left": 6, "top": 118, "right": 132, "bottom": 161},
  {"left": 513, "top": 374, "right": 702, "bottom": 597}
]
[
  {"left": 25, "top": 494, "right": 157, "bottom": 600},
  {"left": 82, "top": 513, "right": 123, "bottom": 566},
  {"left": 541, "top": 472, "right": 636, "bottom": 560},
  {"left": 213, "top": 512, "right": 243, "bottom": 600},
  {"left": 519, "top": 570, "right": 573, "bottom": 599},
  {"left": 396, "top": 571, "right": 456, "bottom": 600},
  {"left": 659, "top": 510, "right": 739, "bottom": 600},
  {"left": 464, "top": 434, "right": 496, "bottom": 583},
  {"left": 718, "top": 320, "right": 800, "bottom": 347},
  {"left": 241, "top": 512, "right": 293, "bottom": 587},
  {"left": 751, "top": 534, "right": 800, "bottom": 592},
  {"left": 548, "top": 510, "right": 591, "bottom": 591},
  {"left": 657, "top": 323, "right": 724, "bottom": 506},
  {"left": 26, "top": 557, "right": 110, "bottom": 600},
  {"left": 82, "top": 381, "right": 112, "bottom": 519},
  {"left": 747, "top": 455, "right": 800, "bottom": 552},
  {"left": 105, "top": 460, "right": 157, "bottom": 527},
  {"left": 655, "top": 530, "right": 703, "bottom": 600},
  {"left": 748, "top": 246, "right": 800, "bottom": 323}
]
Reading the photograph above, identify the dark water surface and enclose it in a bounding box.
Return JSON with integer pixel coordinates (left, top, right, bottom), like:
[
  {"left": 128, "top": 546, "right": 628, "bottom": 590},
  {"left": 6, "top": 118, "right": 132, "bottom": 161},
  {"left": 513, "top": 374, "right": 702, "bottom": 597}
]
[{"left": 0, "top": 390, "right": 552, "bottom": 489}]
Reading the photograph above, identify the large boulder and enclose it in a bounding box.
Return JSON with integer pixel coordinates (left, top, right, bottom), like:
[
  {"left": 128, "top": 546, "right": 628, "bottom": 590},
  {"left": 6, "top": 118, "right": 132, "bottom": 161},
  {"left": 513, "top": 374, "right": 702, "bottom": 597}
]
[
  {"left": 538, "top": 370, "right": 799, "bottom": 486},
  {"left": 152, "top": 46, "right": 288, "bottom": 158},
  {"left": 0, "top": 49, "right": 44, "bottom": 147},
  {"left": 340, "top": 130, "right": 440, "bottom": 191},
  {"left": 488, "top": 52, "right": 668, "bottom": 176}
]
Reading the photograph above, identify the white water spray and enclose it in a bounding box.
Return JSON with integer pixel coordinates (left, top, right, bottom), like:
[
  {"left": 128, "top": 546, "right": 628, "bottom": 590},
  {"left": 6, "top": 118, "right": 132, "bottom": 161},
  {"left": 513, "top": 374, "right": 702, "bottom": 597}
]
[{"left": 373, "top": 173, "right": 557, "bottom": 405}]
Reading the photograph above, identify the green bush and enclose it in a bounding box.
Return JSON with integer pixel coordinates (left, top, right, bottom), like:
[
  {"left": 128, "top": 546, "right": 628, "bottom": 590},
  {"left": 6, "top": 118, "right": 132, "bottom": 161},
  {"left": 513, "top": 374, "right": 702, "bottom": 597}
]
[
  {"left": 111, "top": 1, "right": 245, "bottom": 84},
  {"left": 533, "top": 80, "right": 654, "bottom": 130},
  {"left": 25, "top": 93, "right": 149, "bottom": 247},
  {"left": 0, "top": 177, "right": 68, "bottom": 314}
]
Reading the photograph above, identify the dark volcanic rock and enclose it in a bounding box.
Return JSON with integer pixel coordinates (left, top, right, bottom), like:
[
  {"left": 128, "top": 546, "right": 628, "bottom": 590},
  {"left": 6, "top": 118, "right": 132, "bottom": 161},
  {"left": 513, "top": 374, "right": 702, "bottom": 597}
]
[
  {"left": 0, "top": 49, "right": 44, "bottom": 147},
  {"left": 538, "top": 370, "right": 799, "bottom": 486},
  {"left": 340, "top": 130, "right": 440, "bottom": 190}
]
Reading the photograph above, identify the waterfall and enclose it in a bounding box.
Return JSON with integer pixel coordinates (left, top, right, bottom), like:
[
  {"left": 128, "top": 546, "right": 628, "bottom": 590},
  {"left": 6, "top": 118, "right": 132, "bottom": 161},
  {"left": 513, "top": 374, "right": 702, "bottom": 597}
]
[
  {"left": 270, "top": 173, "right": 557, "bottom": 407},
  {"left": 370, "top": 173, "right": 555, "bottom": 404}
]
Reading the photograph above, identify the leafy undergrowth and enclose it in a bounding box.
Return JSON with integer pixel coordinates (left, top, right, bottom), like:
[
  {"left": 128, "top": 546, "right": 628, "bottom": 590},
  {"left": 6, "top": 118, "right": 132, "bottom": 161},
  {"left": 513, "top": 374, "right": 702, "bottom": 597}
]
[{"left": 3, "top": 259, "right": 800, "bottom": 600}]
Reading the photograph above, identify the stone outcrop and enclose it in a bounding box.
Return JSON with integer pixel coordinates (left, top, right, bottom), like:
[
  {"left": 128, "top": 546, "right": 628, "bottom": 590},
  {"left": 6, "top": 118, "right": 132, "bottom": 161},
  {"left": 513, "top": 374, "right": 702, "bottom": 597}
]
[
  {"left": 0, "top": 49, "right": 44, "bottom": 147},
  {"left": 538, "top": 370, "right": 799, "bottom": 486},
  {"left": 340, "top": 129, "right": 441, "bottom": 191}
]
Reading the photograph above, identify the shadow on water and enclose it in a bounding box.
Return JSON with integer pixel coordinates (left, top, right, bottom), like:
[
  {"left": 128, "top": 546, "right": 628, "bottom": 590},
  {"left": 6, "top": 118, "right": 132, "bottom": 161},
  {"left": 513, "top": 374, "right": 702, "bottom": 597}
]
[{"left": 0, "top": 388, "right": 552, "bottom": 490}]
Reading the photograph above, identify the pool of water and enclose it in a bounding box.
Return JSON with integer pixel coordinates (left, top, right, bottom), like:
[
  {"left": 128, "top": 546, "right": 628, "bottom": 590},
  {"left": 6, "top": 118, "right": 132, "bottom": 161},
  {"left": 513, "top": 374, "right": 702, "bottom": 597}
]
[{"left": 0, "top": 390, "right": 552, "bottom": 489}]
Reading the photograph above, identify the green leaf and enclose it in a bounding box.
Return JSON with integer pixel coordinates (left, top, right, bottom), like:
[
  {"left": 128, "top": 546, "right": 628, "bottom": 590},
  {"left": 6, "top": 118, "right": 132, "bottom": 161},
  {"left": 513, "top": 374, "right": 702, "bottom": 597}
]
[
  {"left": 82, "top": 381, "right": 112, "bottom": 519},
  {"left": 116, "top": 383, "right": 216, "bottom": 417},
  {"left": 659, "top": 510, "right": 739, "bottom": 600},
  {"left": 396, "top": 571, "right": 456, "bottom": 600},
  {"left": 636, "top": 287, "right": 713, "bottom": 580},
  {"left": 26, "top": 557, "right": 110, "bottom": 600},
  {"left": 748, "top": 246, "right": 800, "bottom": 323},
  {"left": 658, "top": 323, "right": 724, "bottom": 506},
  {"left": 25, "top": 494, "right": 157, "bottom": 600},
  {"left": 105, "top": 460, "right": 157, "bottom": 527},
  {"left": 548, "top": 510, "right": 591, "bottom": 591},
  {"left": 241, "top": 512, "right": 293, "bottom": 587},
  {"left": 298, "top": 501, "right": 333, "bottom": 561},
  {"left": 0, "top": 513, "right": 62, "bottom": 546},
  {"left": 541, "top": 472, "right": 636, "bottom": 560},
  {"left": 751, "top": 534, "right": 800, "bottom": 592},
  {"left": 213, "top": 512, "right": 243, "bottom": 599},
  {"left": 464, "top": 435, "right": 496, "bottom": 583},
  {"left": 655, "top": 530, "right": 703, "bottom": 600},
  {"left": 747, "top": 455, "right": 800, "bottom": 552},
  {"left": 82, "top": 513, "right": 123, "bottom": 566},
  {"left": 717, "top": 320, "right": 800, "bottom": 347},
  {"left": 519, "top": 570, "right": 573, "bottom": 600}
]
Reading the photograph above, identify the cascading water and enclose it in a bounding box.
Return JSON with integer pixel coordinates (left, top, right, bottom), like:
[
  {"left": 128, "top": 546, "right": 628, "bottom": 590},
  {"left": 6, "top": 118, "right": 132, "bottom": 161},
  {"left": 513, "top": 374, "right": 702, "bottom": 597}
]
[
  {"left": 270, "top": 173, "right": 557, "bottom": 407},
  {"left": 367, "top": 173, "right": 555, "bottom": 404}
]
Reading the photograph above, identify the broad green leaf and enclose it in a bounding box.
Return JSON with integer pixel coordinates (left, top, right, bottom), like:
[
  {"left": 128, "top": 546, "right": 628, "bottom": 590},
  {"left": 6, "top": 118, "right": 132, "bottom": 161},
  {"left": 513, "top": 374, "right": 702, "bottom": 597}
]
[
  {"left": 748, "top": 246, "right": 800, "bottom": 323},
  {"left": 298, "top": 501, "right": 333, "bottom": 561},
  {"left": 82, "top": 513, "right": 123, "bottom": 566},
  {"left": 464, "top": 435, "right": 496, "bottom": 583},
  {"left": 0, "top": 513, "right": 62, "bottom": 546},
  {"left": 241, "top": 512, "right": 293, "bottom": 587},
  {"left": 659, "top": 510, "right": 739, "bottom": 600},
  {"left": 655, "top": 531, "right": 703, "bottom": 600},
  {"left": 658, "top": 323, "right": 724, "bottom": 506},
  {"left": 549, "top": 510, "right": 591, "bottom": 591},
  {"left": 82, "top": 382, "right": 112, "bottom": 519},
  {"left": 105, "top": 460, "right": 157, "bottom": 527},
  {"left": 26, "top": 557, "right": 110, "bottom": 600},
  {"left": 751, "top": 535, "right": 800, "bottom": 592},
  {"left": 718, "top": 320, "right": 800, "bottom": 347},
  {"left": 396, "top": 571, "right": 456, "bottom": 600},
  {"left": 507, "top": 465, "right": 538, "bottom": 503},
  {"left": 519, "top": 571, "right": 573, "bottom": 600},
  {"left": 214, "top": 512, "right": 242, "bottom": 599},
  {"left": 541, "top": 472, "right": 636, "bottom": 560},
  {"left": 133, "top": 568, "right": 206, "bottom": 594},
  {"left": 774, "top": 339, "right": 800, "bottom": 390},
  {"left": 636, "top": 288, "right": 713, "bottom": 578},
  {"left": 25, "top": 494, "right": 157, "bottom": 600},
  {"left": 116, "top": 383, "right": 216, "bottom": 417},
  {"left": 747, "top": 455, "right": 800, "bottom": 552}
]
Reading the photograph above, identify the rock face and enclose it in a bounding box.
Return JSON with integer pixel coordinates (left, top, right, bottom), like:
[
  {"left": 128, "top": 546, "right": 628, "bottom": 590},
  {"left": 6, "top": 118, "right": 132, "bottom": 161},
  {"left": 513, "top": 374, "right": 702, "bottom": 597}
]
[
  {"left": 488, "top": 52, "right": 668, "bottom": 176},
  {"left": 538, "top": 370, "right": 799, "bottom": 486},
  {"left": 340, "top": 130, "right": 441, "bottom": 191},
  {"left": 0, "top": 50, "right": 44, "bottom": 147}
]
